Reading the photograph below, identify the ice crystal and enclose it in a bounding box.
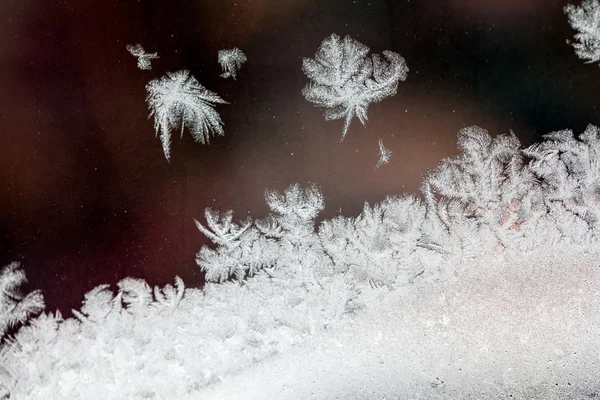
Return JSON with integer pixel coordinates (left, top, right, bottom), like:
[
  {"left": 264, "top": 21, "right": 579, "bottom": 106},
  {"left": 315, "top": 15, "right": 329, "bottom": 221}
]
[
  {"left": 302, "top": 34, "right": 409, "bottom": 140},
  {"left": 0, "top": 262, "right": 44, "bottom": 338},
  {"left": 126, "top": 43, "right": 159, "bottom": 70},
  {"left": 375, "top": 138, "right": 392, "bottom": 169},
  {"left": 565, "top": 0, "right": 600, "bottom": 64},
  {"left": 218, "top": 47, "right": 247, "bottom": 80},
  {"left": 146, "top": 70, "right": 228, "bottom": 161}
]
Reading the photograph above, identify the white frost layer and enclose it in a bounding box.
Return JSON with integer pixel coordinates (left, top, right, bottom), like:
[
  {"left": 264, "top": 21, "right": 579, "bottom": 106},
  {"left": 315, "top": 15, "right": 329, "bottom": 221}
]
[{"left": 199, "top": 247, "right": 600, "bottom": 399}]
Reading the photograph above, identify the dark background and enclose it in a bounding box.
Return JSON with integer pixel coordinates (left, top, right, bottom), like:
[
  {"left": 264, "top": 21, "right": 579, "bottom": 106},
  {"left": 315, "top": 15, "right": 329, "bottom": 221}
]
[{"left": 1, "top": 0, "right": 598, "bottom": 314}]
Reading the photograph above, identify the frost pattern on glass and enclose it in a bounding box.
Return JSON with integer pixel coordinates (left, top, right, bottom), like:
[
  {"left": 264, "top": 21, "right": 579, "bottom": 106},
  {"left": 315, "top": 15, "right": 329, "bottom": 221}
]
[
  {"left": 4, "top": 126, "right": 600, "bottom": 399},
  {"left": 523, "top": 124, "right": 600, "bottom": 238},
  {"left": 375, "top": 138, "right": 392, "bottom": 169},
  {"left": 126, "top": 43, "right": 159, "bottom": 70},
  {"left": 419, "top": 126, "right": 543, "bottom": 261},
  {"left": 319, "top": 195, "right": 426, "bottom": 289},
  {"left": 565, "top": 0, "right": 600, "bottom": 64},
  {"left": 0, "top": 264, "right": 44, "bottom": 399},
  {"left": 218, "top": 47, "right": 247, "bottom": 80},
  {"left": 146, "top": 70, "right": 228, "bottom": 161},
  {"left": 0, "top": 262, "right": 44, "bottom": 338},
  {"left": 194, "top": 209, "right": 251, "bottom": 249},
  {"left": 195, "top": 184, "right": 328, "bottom": 283},
  {"left": 302, "top": 34, "right": 409, "bottom": 140}
]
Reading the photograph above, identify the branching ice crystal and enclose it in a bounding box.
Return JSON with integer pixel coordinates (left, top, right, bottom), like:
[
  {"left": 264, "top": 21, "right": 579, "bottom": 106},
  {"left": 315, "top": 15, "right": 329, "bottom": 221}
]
[
  {"left": 218, "top": 48, "right": 247, "bottom": 80},
  {"left": 565, "top": 0, "right": 600, "bottom": 64},
  {"left": 126, "top": 43, "right": 159, "bottom": 70},
  {"left": 0, "top": 262, "right": 44, "bottom": 338},
  {"left": 376, "top": 139, "right": 392, "bottom": 169},
  {"left": 146, "top": 70, "right": 228, "bottom": 161},
  {"left": 302, "top": 34, "right": 409, "bottom": 140}
]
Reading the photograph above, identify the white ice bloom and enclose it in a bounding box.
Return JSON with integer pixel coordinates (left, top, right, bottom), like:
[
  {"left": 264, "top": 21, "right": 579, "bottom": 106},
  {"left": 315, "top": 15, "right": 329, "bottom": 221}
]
[
  {"left": 146, "top": 70, "right": 228, "bottom": 161},
  {"left": 126, "top": 43, "right": 159, "bottom": 70},
  {"left": 302, "top": 34, "right": 409, "bottom": 140},
  {"left": 375, "top": 138, "right": 392, "bottom": 169},
  {"left": 218, "top": 48, "right": 247, "bottom": 80},
  {"left": 565, "top": 0, "right": 600, "bottom": 64}
]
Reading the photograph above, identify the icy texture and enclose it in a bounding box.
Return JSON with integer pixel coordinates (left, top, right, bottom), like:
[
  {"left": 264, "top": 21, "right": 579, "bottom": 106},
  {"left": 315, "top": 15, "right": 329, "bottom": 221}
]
[
  {"left": 375, "top": 138, "right": 392, "bottom": 168},
  {"left": 0, "top": 271, "right": 363, "bottom": 399},
  {"left": 126, "top": 44, "right": 159, "bottom": 70},
  {"left": 0, "top": 262, "right": 44, "bottom": 399},
  {"left": 302, "top": 34, "right": 409, "bottom": 140},
  {"left": 565, "top": 0, "right": 600, "bottom": 64},
  {"left": 0, "top": 262, "right": 44, "bottom": 338},
  {"left": 200, "top": 247, "right": 600, "bottom": 399},
  {"left": 524, "top": 124, "right": 600, "bottom": 237},
  {"left": 218, "top": 48, "right": 247, "bottom": 80},
  {"left": 419, "top": 126, "right": 542, "bottom": 261},
  {"left": 146, "top": 70, "right": 228, "bottom": 161},
  {"left": 196, "top": 184, "right": 332, "bottom": 283},
  {"left": 3, "top": 125, "right": 600, "bottom": 399}
]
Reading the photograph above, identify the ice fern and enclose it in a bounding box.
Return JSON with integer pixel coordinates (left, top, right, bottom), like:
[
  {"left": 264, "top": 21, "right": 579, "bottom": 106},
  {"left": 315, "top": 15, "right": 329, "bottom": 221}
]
[
  {"left": 319, "top": 195, "right": 426, "bottom": 289},
  {"left": 126, "top": 43, "right": 159, "bottom": 70},
  {"left": 71, "top": 276, "right": 185, "bottom": 323},
  {"left": 420, "top": 126, "right": 542, "bottom": 259},
  {"left": 262, "top": 183, "right": 324, "bottom": 243},
  {"left": 218, "top": 48, "right": 247, "bottom": 80},
  {"left": 194, "top": 209, "right": 251, "bottom": 248},
  {"left": 194, "top": 209, "right": 255, "bottom": 282},
  {"left": 195, "top": 184, "right": 329, "bottom": 283},
  {"left": 0, "top": 262, "right": 44, "bottom": 339},
  {"left": 258, "top": 184, "right": 329, "bottom": 278},
  {"left": 565, "top": 0, "right": 600, "bottom": 65},
  {"left": 0, "top": 263, "right": 44, "bottom": 399},
  {"left": 302, "top": 33, "right": 409, "bottom": 140},
  {"left": 524, "top": 124, "right": 600, "bottom": 237},
  {"left": 146, "top": 70, "right": 228, "bottom": 161}
]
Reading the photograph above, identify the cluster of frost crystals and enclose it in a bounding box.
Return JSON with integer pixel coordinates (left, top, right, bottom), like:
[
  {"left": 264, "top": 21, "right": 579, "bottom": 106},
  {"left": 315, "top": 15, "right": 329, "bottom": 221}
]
[
  {"left": 146, "top": 70, "right": 228, "bottom": 161},
  {"left": 0, "top": 261, "right": 359, "bottom": 399},
  {"left": 524, "top": 124, "right": 600, "bottom": 239},
  {"left": 565, "top": 0, "right": 600, "bottom": 64},
  {"left": 419, "top": 127, "right": 541, "bottom": 259},
  {"left": 126, "top": 43, "right": 159, "bottom": 70},
  {"left": 0, "top": 262, "right": 44, "bottom": 339},
  {"left": 302, "top": 34, "right": 409, "bottom": 140},
  {"left": 218, "top": 47, "right": 247, "bottom": 80},
  {"left": 0, "top": 262, "right": 44, "bottom": 399},
  {"left": 195, "top": 184, "right": 331, "bottom": 283},
  {"left": 319, "top": 195, "right": 426, "bottom": 289}
]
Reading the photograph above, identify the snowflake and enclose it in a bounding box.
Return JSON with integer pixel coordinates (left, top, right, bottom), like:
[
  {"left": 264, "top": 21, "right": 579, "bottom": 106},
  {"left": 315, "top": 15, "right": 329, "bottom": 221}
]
[
  {"left": 218, "top": 48, "right": 247, "bottom": 80},
  {"left": 565, "top": 0, "right": 600, "bottom": 64},
  {"left": 375, "top": 139, "right": 392, "bottom": 169},
  {"left": 126, "top": 43, "right": 159, "bottom": 70},
  {"left": 146, "top": 70, "right": 228, "bottom": 161},
  {"left": 302, "top": 34, "right": 409, "bottom": 140}
]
